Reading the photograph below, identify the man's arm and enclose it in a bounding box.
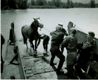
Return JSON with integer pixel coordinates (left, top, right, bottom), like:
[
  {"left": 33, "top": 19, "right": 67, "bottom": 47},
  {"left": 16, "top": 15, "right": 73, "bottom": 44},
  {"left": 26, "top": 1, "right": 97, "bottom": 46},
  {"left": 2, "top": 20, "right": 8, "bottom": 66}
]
[
  {"left": 61, "top": 43, "right": 65, "bottom": 54},
  {"left": 63, "top": 28, "right": 68, "bottom": 36},
  {"left": 61, "top": 37, "right": 69, "bottom": 53},
  {"left": 50, "top": 31, "right": 54, "bottom": 36}
]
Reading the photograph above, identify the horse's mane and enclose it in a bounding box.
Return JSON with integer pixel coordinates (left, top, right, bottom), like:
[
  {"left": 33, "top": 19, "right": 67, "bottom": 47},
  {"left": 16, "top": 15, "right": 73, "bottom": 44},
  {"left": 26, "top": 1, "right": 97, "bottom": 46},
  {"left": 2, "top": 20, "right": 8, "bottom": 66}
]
[
  {"left": 30, "top": 22, "right": 34, "bottom": 29},
  {"left": 30, "top": 20, "right": 39, "bottom": 29}
]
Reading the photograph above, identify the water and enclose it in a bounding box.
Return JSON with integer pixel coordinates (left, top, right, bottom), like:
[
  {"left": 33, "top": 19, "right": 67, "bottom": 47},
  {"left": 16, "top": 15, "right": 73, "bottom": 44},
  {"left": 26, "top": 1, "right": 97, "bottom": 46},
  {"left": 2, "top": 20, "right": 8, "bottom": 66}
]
[
  {"left": 1, "top": 9, "right": 98, "bottom": 40},
  {"left": 1, "top": 8, "right": 98, "bottom": 52}
]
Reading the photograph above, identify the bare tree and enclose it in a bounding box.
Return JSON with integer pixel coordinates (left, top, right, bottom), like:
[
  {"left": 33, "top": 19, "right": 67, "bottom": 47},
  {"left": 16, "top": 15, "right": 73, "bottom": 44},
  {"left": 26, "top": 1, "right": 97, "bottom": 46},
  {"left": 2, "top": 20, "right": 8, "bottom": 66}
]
[{"left": 90, "top": 0, "right": 95, "bottom": 8}]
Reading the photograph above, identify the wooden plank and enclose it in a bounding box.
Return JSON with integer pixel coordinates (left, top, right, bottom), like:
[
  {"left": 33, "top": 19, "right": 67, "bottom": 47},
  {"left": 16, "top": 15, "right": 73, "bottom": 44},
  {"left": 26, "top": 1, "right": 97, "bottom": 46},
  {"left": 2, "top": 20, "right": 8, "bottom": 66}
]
[{"left": 17, "top": 41, "right": 57, "bottom": 79}]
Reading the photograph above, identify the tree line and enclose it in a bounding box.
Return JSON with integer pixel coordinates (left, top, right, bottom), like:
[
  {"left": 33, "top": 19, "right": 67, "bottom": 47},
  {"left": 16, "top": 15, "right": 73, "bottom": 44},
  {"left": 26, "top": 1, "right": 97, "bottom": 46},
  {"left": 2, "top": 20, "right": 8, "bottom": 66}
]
[
  {"left": 1, "top": 0, "right": 28, "bottom": 9},
  {"left": 1, "top": 0, "right": 97, "bottom": 10}
]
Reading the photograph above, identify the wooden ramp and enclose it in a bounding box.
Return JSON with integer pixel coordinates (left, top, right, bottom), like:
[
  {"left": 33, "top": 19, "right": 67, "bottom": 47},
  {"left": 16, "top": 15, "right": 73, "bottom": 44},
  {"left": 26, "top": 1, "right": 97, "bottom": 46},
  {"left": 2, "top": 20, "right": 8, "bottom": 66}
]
[{"left": 17, "top": 41, "right": 57, "bottom": 79}]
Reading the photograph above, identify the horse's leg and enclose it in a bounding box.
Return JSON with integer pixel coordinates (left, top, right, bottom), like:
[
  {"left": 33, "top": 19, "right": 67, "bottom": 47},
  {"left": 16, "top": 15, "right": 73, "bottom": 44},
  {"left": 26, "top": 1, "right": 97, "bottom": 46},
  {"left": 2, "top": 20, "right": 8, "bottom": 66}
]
[
  {"left": 24, "top": 37, "right": 28, "bottom": 52},
  {"left": 22, "top": 34, "right": 28, "bottom": 51},
  {"left": 26, "top": 41, "right": 28, "bottom": 52},
  {"left": 37, "top": 38, "right": 41, "bottom": 48},
  {"left": 35, "top": 39, "right": 37, "bottom": 51},
  {"left": 33, "top": 39, "right": 38, "bottom": 57},
  {"left": 22, "top": 33, "right": 27, "bottom": 44},
  {"left": 29, "top": 39, "right": 34, "bottom": 51}
]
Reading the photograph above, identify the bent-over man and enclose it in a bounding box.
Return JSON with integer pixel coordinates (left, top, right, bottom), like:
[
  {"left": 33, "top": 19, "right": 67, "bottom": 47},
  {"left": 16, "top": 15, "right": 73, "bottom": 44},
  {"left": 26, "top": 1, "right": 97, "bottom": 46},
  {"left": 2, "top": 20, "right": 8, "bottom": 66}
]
[{"left": 50, "top": 26, "right": 65, "bottom": 74}]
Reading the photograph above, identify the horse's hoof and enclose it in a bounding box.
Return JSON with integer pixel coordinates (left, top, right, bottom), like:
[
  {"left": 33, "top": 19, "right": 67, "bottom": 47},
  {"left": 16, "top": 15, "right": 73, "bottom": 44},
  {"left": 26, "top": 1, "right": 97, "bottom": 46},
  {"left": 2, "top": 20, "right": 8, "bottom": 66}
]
[
  {"left": 34, "top": 50, "right": 37, "bottom": 54},
  {"left": 43, "top": 53, "right": 49, "bottom": 56},
  {"left": 33, "top": 54, "right": 38, "bottom": 58}
]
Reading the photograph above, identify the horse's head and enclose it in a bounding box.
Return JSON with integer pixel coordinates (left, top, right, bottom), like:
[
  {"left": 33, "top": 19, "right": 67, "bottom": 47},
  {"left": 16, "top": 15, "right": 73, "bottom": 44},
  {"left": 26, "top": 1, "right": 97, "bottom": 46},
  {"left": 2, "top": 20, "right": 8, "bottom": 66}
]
[
  {"left": 39, "top": 23, "right": 44, "bottom": 29},
  {"left": 31, "top": 18, "right": 44, "bottom": 30}
]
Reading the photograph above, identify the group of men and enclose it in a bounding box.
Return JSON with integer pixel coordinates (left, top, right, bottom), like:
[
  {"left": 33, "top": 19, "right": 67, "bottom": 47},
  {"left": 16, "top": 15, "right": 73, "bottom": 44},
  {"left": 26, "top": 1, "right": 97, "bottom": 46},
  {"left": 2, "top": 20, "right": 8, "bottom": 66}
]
[{"left": 49, "top": 21, "right": 97, "bottom": 79}]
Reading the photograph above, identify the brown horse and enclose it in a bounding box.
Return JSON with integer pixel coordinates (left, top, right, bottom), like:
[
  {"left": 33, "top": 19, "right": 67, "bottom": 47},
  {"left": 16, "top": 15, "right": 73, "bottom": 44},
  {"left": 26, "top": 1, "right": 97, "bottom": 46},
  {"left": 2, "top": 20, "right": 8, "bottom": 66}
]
[{"left": 21, "top": 18, "right": 43, "bottom": 53}]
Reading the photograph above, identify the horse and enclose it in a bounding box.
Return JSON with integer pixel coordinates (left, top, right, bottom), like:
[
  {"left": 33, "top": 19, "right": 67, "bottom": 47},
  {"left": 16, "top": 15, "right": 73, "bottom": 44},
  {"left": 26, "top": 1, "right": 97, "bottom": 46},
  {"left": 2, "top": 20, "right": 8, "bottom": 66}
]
[{"left": 21, "top": 18, "right": 43, "bottom": 54}]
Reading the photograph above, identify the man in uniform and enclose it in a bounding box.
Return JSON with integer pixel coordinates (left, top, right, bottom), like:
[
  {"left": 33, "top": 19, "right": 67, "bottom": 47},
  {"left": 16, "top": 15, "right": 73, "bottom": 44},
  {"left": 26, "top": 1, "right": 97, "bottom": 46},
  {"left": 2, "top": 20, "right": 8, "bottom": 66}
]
[
  {"left": 76, "top": 32, "right": 97, "bottom": 78},
  {"left": 61, "top": 29, "right": 78, "bottom": 78},
  {"left": 67, "top": 21, "right": 75, "bottom": 35},
  {"left": 50, "top": 25, "right": 66, "bottom": 74}
]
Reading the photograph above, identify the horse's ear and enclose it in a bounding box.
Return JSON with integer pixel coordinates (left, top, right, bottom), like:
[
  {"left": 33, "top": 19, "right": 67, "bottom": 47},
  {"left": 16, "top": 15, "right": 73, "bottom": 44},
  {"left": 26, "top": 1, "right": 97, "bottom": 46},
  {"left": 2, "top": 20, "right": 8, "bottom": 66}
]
[
  {"left": 33, "top": 18, "right": 36, "bottom": 21},
  {"left": 37, "top": 17, "right": 40, "bottom": 20},
  {"left": 33, "top": 17, "right": 40, "bottom": 20}
]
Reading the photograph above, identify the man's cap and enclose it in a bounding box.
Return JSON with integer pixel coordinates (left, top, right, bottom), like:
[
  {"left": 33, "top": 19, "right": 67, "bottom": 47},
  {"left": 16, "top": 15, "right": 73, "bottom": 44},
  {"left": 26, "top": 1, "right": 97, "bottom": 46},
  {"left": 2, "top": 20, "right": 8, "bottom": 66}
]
[
  {"left": 88, "top": 32, "right": 95, "bottom": 37},
  {"left": 33, "top": 17, "right": 40, "bottom": 21},
  {"left": 58, "top": 23, "right": 63, "bottom": 27},
  {"left": 56, "top": 26, "right": 61, "bottom": 31}
]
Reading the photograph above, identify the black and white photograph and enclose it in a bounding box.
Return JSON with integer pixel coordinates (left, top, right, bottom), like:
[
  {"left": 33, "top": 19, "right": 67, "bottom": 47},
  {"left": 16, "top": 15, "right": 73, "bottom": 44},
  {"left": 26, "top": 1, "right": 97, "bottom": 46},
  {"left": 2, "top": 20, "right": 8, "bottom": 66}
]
[{"left": 1, "top": 0, "right": 98, "bottom": 79}]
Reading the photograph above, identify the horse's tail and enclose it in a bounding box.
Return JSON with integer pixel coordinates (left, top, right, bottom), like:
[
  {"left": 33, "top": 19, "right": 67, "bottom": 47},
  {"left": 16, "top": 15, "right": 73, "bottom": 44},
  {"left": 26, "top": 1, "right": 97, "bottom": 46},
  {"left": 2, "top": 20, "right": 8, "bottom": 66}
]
[{"left": 21, "top": 26, "right": 27, "bottom": 44}]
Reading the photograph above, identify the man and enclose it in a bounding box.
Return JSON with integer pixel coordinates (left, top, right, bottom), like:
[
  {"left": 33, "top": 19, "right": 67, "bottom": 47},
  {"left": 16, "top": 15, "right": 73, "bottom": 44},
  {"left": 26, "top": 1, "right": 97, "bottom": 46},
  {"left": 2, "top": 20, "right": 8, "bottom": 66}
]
[
  {"left": 77, "top": 32, "right": 96, "bottom": 72},
  {"left": 75, "top": 32, "right": 97, "bottom": 79},
  {"left": 61, "top": 29, "right": 78, "bottom": 78},
  {"left": 9, "top": 22, "right": 16, "bottom": 45},
  {"left": 50, "top": 26, "right": 65, "bottom": 74},
  {"left": 67, "top": 21, "right": 75, "bottom": 35}
]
